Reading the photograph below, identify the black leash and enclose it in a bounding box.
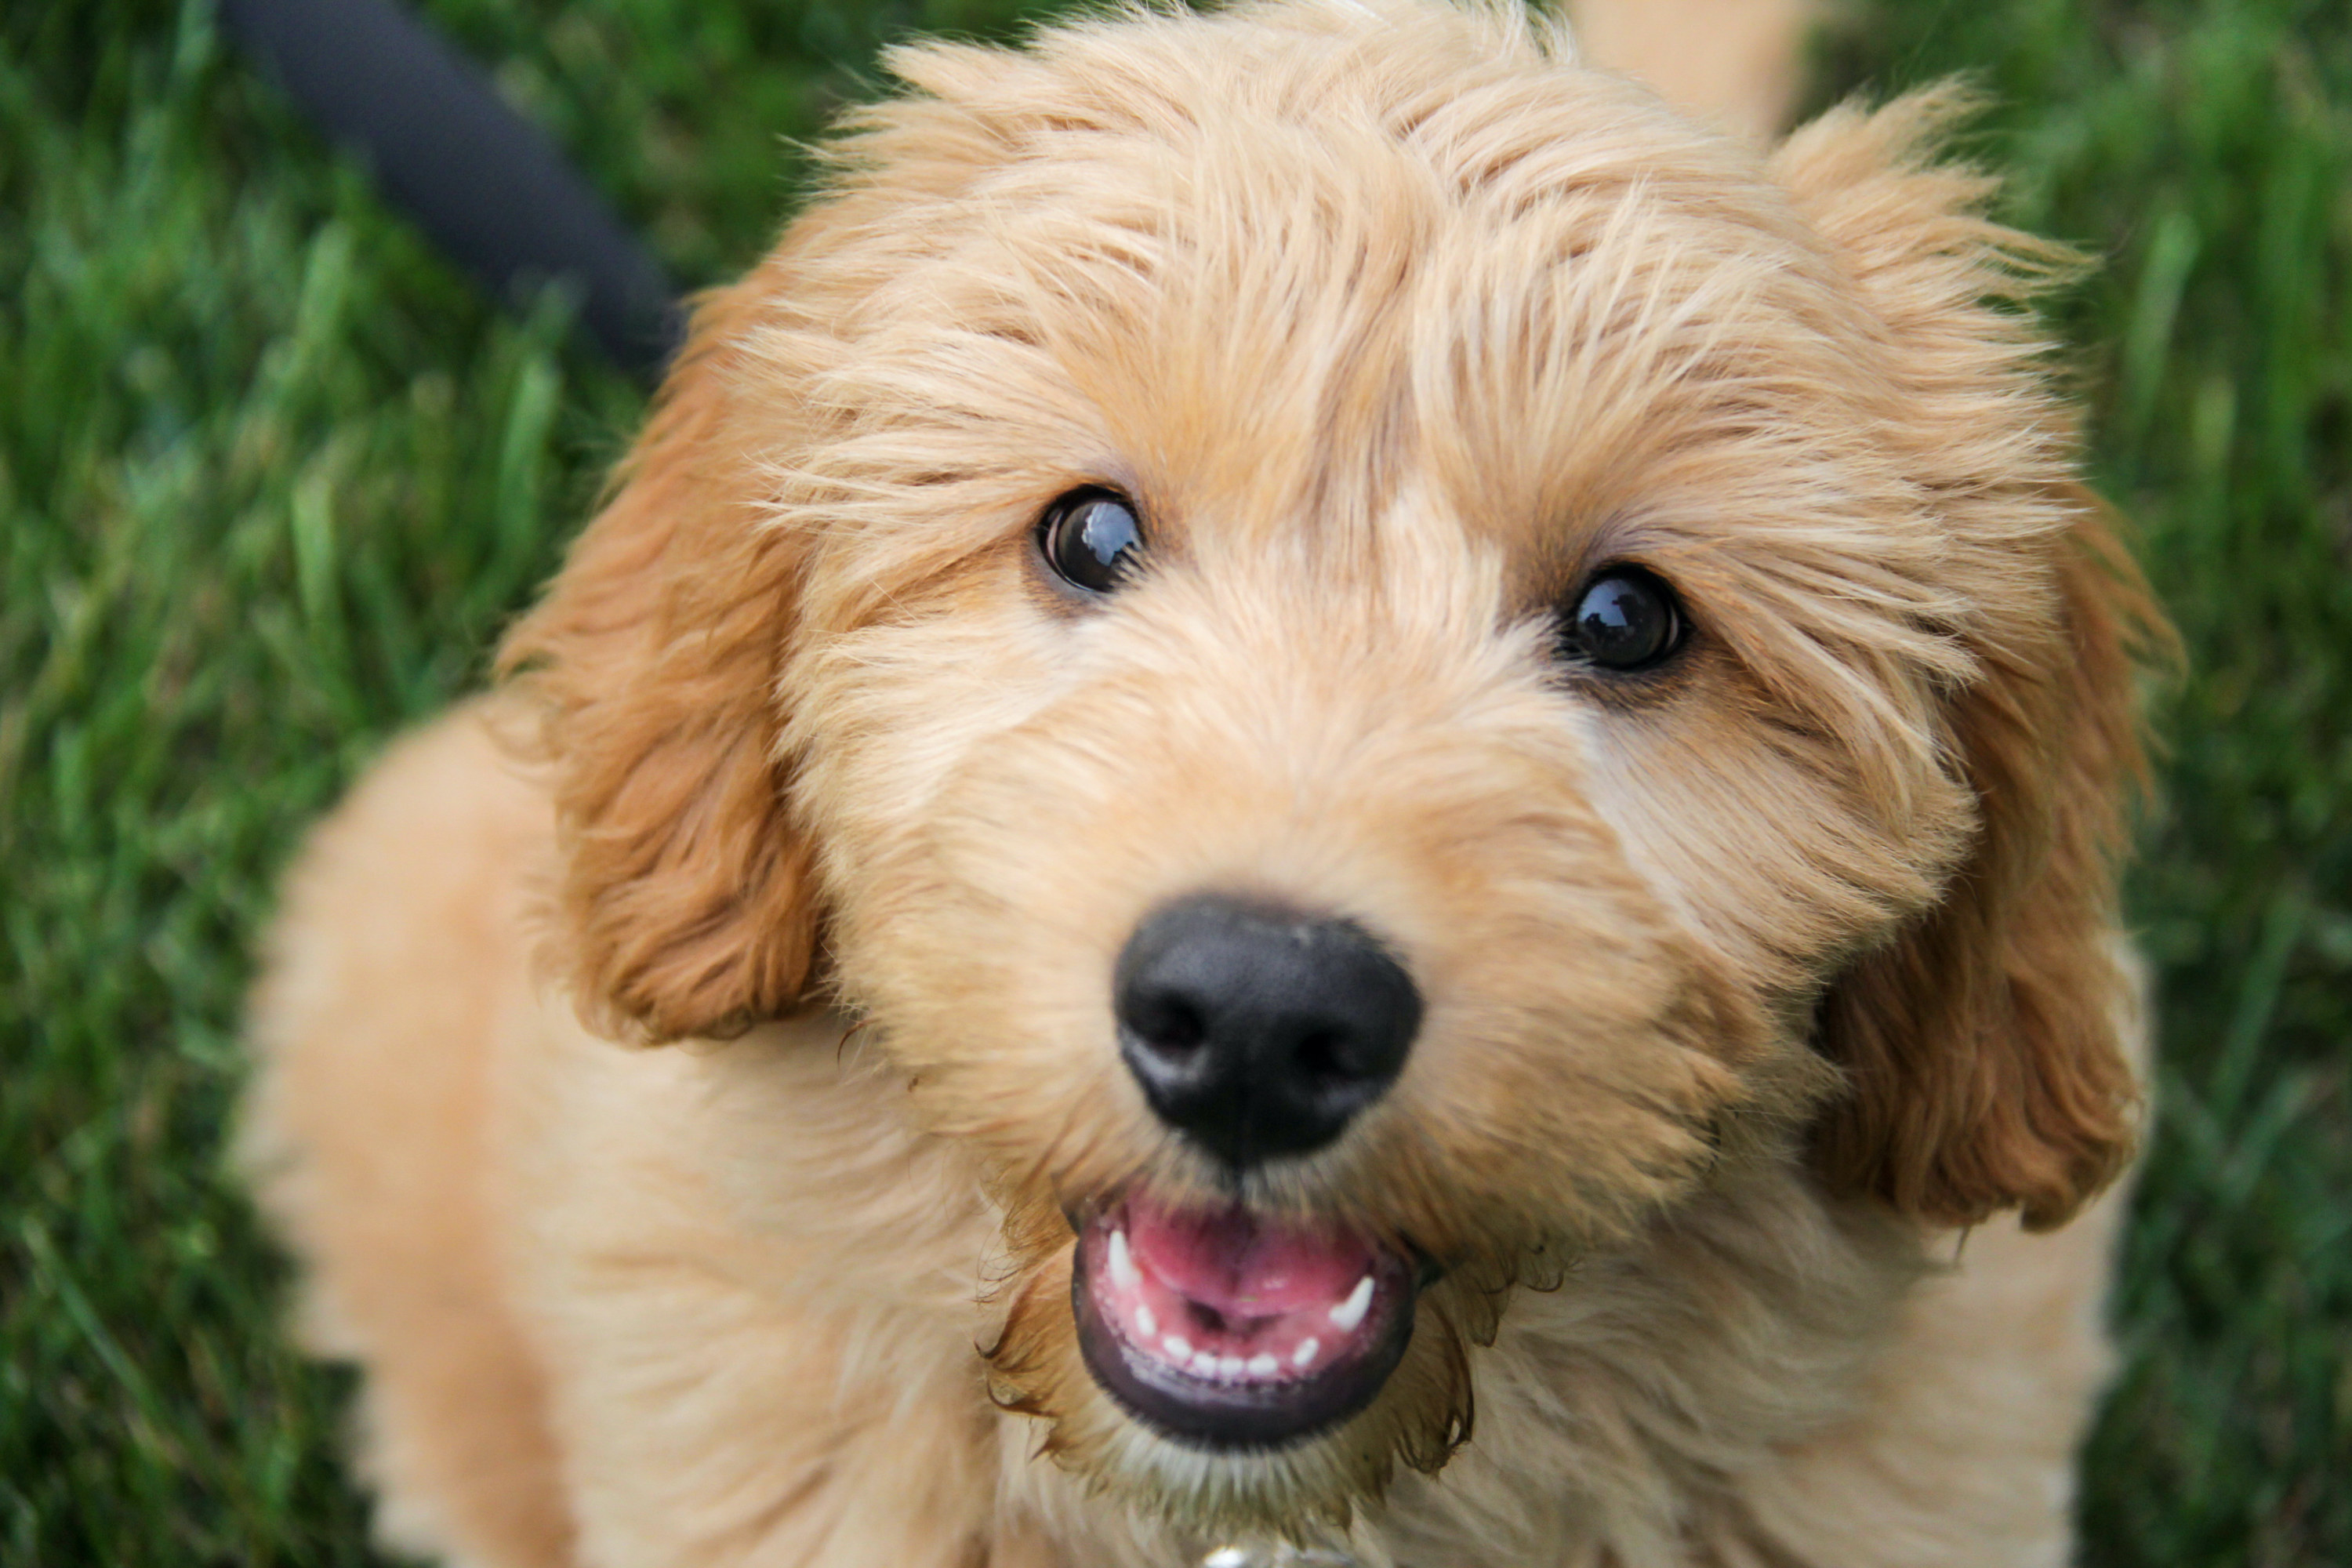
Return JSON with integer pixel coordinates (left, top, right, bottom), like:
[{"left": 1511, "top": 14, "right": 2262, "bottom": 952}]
[{"left": 220, "top": 0, "right": 684, "bottom": 383}]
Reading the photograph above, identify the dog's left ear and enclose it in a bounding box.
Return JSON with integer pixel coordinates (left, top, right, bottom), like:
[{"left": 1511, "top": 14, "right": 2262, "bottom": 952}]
[
  {"left": 499, "top": 278, "right": 822, "bottom": 1044},
  {"left": 1772, "top": 89, "right": 2162, "bottom": 1231}
]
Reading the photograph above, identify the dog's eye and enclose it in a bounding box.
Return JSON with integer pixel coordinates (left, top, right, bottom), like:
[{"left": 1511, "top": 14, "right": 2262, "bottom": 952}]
[
  {"left": 1556, "top": 568, "right": 1684, "bottom": 672},
  {"left": 1037, "top": 488, "right": 1144, "bottom": 594}
]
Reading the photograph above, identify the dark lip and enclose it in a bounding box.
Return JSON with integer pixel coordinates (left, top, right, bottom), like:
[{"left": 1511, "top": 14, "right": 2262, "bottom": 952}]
[{"left": 1068, "top": 1210, "right": 1421, "bottom": 1452}]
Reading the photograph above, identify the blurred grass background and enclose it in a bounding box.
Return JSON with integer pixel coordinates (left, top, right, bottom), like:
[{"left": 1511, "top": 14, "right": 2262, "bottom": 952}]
[{"left": 2, "top": 0, "right": 2346, "bottom": 1561}]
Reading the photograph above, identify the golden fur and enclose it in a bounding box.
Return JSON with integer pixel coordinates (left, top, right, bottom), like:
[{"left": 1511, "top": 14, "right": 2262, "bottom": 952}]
[{"left": 241, "top": 2, "right": 2160, "bottom": 1563}]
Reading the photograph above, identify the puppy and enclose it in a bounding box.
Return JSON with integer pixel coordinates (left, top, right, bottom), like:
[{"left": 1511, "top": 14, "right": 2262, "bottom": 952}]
[{"left": 241, "top": 2, "right": 2157, "bottom": 1564}]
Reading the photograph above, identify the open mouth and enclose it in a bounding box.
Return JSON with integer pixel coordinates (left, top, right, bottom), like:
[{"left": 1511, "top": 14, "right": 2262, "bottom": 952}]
[{"left": 1071, "top": 1192, "right": 1420, "bottom": 1450}]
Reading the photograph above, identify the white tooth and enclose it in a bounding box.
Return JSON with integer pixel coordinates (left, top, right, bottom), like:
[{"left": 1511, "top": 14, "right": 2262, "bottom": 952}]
[
  {"left": 1163, "top": 1335, "right": 1192, "bottom": 1360},
  {"left": 1108, "top": 1229, "right": 1142, "bottom": 1292},
  {"left": 1247, "top": 1353, "right": 1279, "bottom": 1377},
  {"left": 1135, "top": 1305, "right": 1158, "bottom": 1339},
  {"left": 1192, "top": 1352, "right": 1219, "bottom": 1376},
  {"left": 1217, "top": 1356, "right": 1245, "bottom": 1379},
  {"left": 1328, "top": 1275, "right": 1374, "bottom": 1333},
  {"left": 1293, "top": 1337, "right": 1320, "bottom": 1367}
]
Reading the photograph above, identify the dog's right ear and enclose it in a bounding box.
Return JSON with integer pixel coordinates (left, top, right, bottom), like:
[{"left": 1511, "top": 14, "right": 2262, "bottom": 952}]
[{"left": 499, "top": 279, "right": 821, "bottom": 1043}]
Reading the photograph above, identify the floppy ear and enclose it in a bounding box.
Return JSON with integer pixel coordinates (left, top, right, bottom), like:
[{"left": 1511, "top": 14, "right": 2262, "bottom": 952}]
[
  {"left": 1809, "top": 495, "right": 2153, "bottom": 1230},
  {"left": 499, "top": 278, "right": 822, "bottom": 1043},
  {"left": 1773, "top": 90, "right": 2162, "bottom": 1230}
]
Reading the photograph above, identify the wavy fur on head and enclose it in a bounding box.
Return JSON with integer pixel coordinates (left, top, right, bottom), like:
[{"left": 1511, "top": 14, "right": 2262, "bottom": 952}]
[{"left": 246, "top": 3, "right": 2159, "bottom": 1564}]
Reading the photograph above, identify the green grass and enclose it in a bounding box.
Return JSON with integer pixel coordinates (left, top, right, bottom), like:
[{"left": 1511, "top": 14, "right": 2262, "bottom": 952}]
[{"left": 2, "top": 0, "right": 2346, "bottom": 1561}]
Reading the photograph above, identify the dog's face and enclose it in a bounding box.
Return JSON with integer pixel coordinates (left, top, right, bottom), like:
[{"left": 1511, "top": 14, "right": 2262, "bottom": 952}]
[{"left": 506, "top": 0, "right": 2144, "bottom": 1534}]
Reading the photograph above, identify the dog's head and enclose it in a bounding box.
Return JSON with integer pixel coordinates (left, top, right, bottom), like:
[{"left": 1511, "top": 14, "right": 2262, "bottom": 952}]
[{"left": 503, "top": 0, "right": 2149, "bottom": 1534}]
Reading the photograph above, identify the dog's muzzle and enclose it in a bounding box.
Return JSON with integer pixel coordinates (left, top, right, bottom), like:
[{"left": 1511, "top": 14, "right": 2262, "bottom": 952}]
[{"left": 1071, "top": 895, "right": 1425, "bottom": 1449}]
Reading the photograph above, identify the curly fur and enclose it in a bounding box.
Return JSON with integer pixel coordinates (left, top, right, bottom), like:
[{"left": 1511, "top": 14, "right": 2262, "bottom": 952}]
[{"left": 241, "top": 3, "right": 2160, "bottom": 1564}]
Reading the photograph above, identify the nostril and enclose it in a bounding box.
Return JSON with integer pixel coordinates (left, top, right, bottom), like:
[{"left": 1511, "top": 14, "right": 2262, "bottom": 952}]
[
  {"left": 1293, "top": 1029, "right": 1344, "bottom": 1087},
  {"left": 1127, "top": 993, "right": 1207, "bottom": 1058}
]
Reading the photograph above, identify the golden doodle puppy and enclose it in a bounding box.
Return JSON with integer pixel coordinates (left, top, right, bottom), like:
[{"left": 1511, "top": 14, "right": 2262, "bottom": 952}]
[{"left": 241, "top": 2, "right": 2161, "bottom": 1564}]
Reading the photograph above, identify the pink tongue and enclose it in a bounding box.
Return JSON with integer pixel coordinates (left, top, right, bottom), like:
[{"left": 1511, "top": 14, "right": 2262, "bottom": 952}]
[{"left": 1125, "top": 1194, "right": 1374, "bottom": 1316}]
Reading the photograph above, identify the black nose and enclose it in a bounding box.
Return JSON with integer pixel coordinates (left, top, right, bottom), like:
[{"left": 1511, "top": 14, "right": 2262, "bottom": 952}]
[{"left": 1113, "top": 895, "right": 1421, "bottom": 1168}]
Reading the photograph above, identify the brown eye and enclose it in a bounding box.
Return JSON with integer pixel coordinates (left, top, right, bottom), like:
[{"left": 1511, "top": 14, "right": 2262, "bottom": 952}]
[
  {"left": 1557, "top": 568, "right": 1684, "bottom": 671},
  {"left": 1037, "top": 488, "right": 1144, "bottom": 594}
]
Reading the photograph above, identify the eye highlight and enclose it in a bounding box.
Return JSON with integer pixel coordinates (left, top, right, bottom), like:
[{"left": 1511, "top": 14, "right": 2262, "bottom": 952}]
[
  {"left": 1036, "top": 488, "right": 1144, "bottom": 594},
  {"left": 1555, "top": 567, "right": 1686, "bottom": 672}
]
